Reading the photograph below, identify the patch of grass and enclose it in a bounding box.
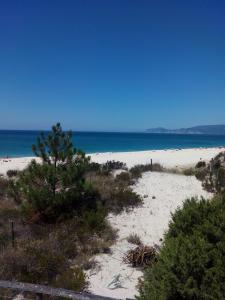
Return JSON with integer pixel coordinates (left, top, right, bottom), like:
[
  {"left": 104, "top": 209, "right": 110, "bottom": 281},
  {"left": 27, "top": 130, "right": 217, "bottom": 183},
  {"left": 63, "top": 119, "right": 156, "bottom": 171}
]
[
  {"left": 0, "top": 216, "right": 115, "bottom": 287},
  {"left": 83, "top": 206, "right": 107, "bottom": 232},
  {"left": 110, "top": 189, "right": 142, "bottom": 213},
  {"left": 130, "top": 163, "right": 164, "bottom": 179},
  {"left": 53, "top": 267, "right": 88, "bottom": 291},
  {"left": 87, "top": 160, "right": 127, "bottom": 176},
  {"left": 127, "top": 233, "right": 142, "bottom": 245},
  {"left": 0, "top": 239, "right": 66, "bottom": 284},
  {"left": 115, "top": 171, "right": 134, "bottom": 185},
  {"left": 87, "top": 173, "right": 142, "bottom": 214},
  {"left": 182, "top": 167, "right": 196, "bottom": 176}
]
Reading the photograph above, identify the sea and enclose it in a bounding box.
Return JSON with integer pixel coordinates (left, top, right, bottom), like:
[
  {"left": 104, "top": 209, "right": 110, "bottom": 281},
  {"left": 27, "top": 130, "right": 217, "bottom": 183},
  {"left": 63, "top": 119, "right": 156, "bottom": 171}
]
[{"left": 0, "top": 130, "right": 224, "bottom": 158}]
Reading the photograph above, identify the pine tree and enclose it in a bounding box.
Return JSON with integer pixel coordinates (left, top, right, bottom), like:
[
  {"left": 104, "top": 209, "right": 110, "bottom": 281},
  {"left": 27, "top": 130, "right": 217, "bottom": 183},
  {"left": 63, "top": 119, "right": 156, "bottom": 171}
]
[{"left": 11, "top": 123, "right": 99, "bottom": 222}]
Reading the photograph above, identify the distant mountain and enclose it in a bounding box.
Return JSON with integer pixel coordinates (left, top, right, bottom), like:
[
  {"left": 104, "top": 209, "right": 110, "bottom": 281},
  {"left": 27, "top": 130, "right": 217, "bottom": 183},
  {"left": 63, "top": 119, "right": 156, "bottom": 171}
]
[{"left": 146, "top": 125, "right": 225, "bottom": 135}]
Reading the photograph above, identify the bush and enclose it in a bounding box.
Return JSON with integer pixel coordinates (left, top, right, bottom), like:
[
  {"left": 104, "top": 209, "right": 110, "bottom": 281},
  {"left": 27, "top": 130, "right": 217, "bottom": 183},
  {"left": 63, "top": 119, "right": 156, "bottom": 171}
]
[
  {"left": 0, "top": 239, "right": 66, "bottom": 283},
  {"left": 10, "top": 123, "right": 100, "bottom": 223},
  {"left": 216, "top": 167, "right": 225, "bottom": 192},
  {"left": 87, "top": 160, "right": 127, "bottom": 176},
  {"left": 88, "top": 174, "right": 142, "bottom": 214},
  {"left": 182, "top": 167, "right": 196, "bottom": 176},
  {"left": 102, "top": 160, "right": 127, "bottom": 171},
  {"left": 115, "top": 171, "right": 134, "bottom": 185},
  {"left": 6, "top": 169, "right": 18, "bottom": 178},
  {"left": 0, "top": 177, "right": 9, "bottom": 197},
  {"left": 123, "top": 245, "right": 156, "bottom": 267},
  {"left": 130, "top": 165, "right": 143, "bottom": 179},
  {"left": 130, "top": 163, "right": 164, "bottom": 179},
  {"left": 0, "top": 215, "right": 115, "bottom": 287},
  {"left": 83, "top": 205, "right": 107, "bottom": 232},
  {"left": 194, "top": 152, "right": 225, "bottom": 193},
  {"left": 195, "top": 167, "right": 208, "bottom": 181},
  {"left": 138, "top": 196, "right": 225, "bottom": 299},
  {"left": 195, "top": 161, "right": 206, "bottom": 169},
  {"left": 109, "top": 188, "right": 142, "bottom": 213},
  {"left": 127, "top": 233, "right": 142, "bottom": 245},
  {"left": 53, "top": 267, "right": 88, "bottom": 291}
]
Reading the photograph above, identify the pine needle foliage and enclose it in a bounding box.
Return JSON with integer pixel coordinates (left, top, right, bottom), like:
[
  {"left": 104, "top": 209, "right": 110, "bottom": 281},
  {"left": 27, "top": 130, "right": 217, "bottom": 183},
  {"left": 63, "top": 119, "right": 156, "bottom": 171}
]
[
  {"left": 138, "top": 195, "right": 225, "bottom": 300},
  {"left": 11, "top": 123, "right": 99, "bottom": 222}
]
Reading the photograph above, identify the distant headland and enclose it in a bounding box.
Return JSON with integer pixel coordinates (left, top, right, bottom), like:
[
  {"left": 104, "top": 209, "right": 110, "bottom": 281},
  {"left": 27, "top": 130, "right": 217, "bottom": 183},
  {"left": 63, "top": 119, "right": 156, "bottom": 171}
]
[{"left": 146, "top": 125, "right": 225, "bottom": 135}]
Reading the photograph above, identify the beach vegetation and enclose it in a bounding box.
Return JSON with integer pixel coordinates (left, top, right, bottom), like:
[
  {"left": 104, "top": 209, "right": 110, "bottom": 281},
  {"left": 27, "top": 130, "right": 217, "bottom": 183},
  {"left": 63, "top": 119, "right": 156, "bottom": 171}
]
[
  {"left": 0, "top": 123, "right": 142, "bottom": 290},
  {"left": 130, "top": 163, "right": 164, "bottom": 179},
  {"left": 6, "top": 169, "right": 19, "bottom": 178},
  {"left": 10, "top": 123, "right": 99, "bottom": 223},
  {"left": 115, "top": 171, "right": 134, "bottom": 185},
  {"left": 0, "top": 212, "right": 114, "bottom": 289},
  {"left": 53, "top": 267, "right": 88, "bottom": 291},
  {"left": 87, "top": 160, "right": 127, "bottom": 176},
  {"left": 123, "top": 245, "right": 157, "bottom": 268},
  {"left": 110, "top": 189, "right": 142, "bottom": 212},
  {"left": 138, "top": 195, "right": 225, "bottom": 299},
  {"left": 194, "top": 151, "right": 225, "bottom": 193},
  {"left": 87, "top": 173, "right": 142, "bottom": 214},
  {"left": 127, "top": 233, "right": 142, "bottom": 245},
  {"left": 182, "top": 167, "right": 196, "bottom": 176},
  {"left": 195, "top": 160, "right": 206, "bottom": 168}
]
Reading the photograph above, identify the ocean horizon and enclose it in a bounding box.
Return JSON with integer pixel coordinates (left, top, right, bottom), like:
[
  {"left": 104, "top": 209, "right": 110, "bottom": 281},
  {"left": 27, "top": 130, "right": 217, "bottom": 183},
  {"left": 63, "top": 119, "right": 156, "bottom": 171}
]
[{"left": 0, "top": 130, "right": 225, "bottom": 158}]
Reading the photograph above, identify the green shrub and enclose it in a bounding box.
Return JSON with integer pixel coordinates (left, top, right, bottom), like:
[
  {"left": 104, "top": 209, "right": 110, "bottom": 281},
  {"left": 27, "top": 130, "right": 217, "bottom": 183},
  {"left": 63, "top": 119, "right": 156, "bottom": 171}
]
[
  {"left": 195, "top": 167, "right": 208, "bottom": 181},
  {"left": 87, "top": 161, "right": 126, "bottom": 176},
  {"left": 115, "top": 171, "right": 133, "bottom": 185},
  {"left": 195, "top": 161, "right": 206, "bottom": 169},
  {"left": 10, "top": 123, "right": 100, "bottom": 223},
  {"left": 109, "top": 188, "right": 142, "bottom": 213},
  {"left": 6, "top": 169, "right": 18, "bottom": 178},
  {"left": 130, "top": 163, "right": 164, "bottom": 179},
  {"left": 216, "top": 167, "right": 225, "bottom": 192},
  {"left": 88, "top": 173, "right": 142, "bottom": 214},
  {"left": 138, "top": 196, "right": 225, "bottom": 299},
  {"left": 130, "top": 165, "right": 143, "bottom": 179},
  {"left": 0, "top": 177, "right": 9, "bottom": 197},
  {"left": 182, "top": 167, "right": 196, "bottom": 176},
  {"left": 102, "top": 160, "right": 127, "bottom": 171},
  {"left": 53, "top": 267, "right": 88, "bottom": 291},
  {"left": 83, "top": 205, "right": 107, "bottom": 232},
  {"left": 197, "top": 152, "right": 225, "bottom": 193}
]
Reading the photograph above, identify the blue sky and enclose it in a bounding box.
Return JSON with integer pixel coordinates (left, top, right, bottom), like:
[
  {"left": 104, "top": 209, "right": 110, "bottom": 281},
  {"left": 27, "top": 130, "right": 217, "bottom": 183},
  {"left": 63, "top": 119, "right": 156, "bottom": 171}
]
[{"left": 0, "top": 0, "right": 224, "bottom": 131}]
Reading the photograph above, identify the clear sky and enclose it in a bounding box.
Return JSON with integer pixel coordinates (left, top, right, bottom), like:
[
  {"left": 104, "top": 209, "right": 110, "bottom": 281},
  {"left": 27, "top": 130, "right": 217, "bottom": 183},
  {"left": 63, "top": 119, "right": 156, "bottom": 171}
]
[{"left": 0, "top": 0, "right": 224, "bottom": 131}]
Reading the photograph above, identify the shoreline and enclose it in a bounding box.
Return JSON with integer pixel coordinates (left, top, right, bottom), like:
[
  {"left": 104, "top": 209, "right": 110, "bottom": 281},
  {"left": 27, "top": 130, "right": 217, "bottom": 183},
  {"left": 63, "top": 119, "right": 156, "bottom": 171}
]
[
  {"left": 0, "top": 146, "right": 224, "bottom": 175},
  {"left": 1, "top": 144, "right": 225, "bottom": 159}
]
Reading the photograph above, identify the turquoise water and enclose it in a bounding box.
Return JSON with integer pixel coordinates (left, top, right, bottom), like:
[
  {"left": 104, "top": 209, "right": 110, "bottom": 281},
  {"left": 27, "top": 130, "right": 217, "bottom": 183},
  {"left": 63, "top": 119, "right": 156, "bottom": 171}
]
[{"left": 0, "top": 130, "right": 224, "bottom": 158}]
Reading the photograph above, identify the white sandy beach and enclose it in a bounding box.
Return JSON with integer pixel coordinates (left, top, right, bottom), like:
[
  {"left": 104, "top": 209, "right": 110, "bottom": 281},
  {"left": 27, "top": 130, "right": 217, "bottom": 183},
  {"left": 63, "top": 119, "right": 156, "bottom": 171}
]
[
  {"left": 0, "top": 147, "right": 224, "bottom": 175},
  {"left": 90, "top": 147, "right": 225, "bottom": 169},
  {"left": 0, "top": 147, "right": 222, "bottom": 299}
]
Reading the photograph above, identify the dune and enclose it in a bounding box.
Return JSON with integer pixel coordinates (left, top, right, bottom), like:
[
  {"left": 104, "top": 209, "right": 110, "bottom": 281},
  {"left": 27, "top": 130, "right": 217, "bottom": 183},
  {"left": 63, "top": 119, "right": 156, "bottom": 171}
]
[{"left": 86, "top": 172, "right": 212, "bottom": 299}]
